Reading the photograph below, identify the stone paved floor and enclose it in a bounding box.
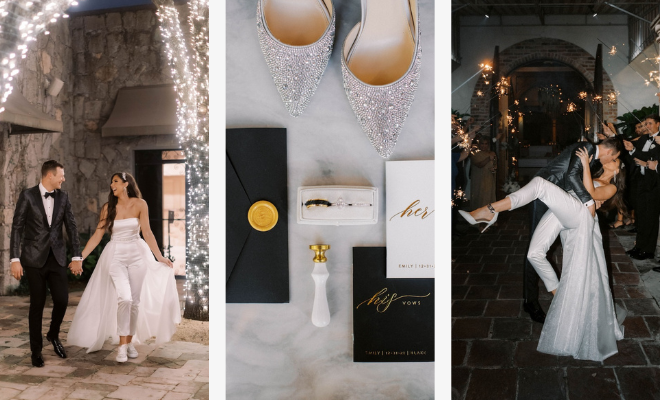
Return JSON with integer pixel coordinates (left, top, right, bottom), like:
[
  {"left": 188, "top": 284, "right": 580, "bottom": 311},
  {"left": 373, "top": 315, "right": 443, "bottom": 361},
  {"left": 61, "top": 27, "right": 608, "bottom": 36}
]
[
  {"left": 452, "top": 208, "right": 660, "bottom": 400},
  {"left": 0, "top": 288, "right": 209, "bottom": 400}
]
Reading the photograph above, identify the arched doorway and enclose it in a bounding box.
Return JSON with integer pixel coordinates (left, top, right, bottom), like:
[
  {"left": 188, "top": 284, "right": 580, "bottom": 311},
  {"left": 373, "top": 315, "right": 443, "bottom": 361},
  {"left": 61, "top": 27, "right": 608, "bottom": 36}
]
[{"left": 469, "top": 38, "right": 617, "bottom": 186}]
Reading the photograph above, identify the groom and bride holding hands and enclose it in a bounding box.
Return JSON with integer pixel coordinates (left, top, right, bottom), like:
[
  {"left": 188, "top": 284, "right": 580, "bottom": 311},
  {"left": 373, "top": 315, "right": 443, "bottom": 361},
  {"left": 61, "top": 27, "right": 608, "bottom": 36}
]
[
  {"left": 461, "top": 135, "right": 628, "bottom": 361},
  {"left": 10, "top": 160, "right": 180, "bottom": 368}
]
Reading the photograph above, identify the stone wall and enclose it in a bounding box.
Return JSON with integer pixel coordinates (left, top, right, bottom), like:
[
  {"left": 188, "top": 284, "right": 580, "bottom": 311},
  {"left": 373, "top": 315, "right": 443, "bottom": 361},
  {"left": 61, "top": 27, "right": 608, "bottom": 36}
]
[
  {"left": 0, "top": 17, "right": 75, "bottom": 294},
  {"left": 0, "top": 6, "right": 187, "bottom": 293},
  {"left": 70, "top": 9, "right": 179, "bottom": 232}
]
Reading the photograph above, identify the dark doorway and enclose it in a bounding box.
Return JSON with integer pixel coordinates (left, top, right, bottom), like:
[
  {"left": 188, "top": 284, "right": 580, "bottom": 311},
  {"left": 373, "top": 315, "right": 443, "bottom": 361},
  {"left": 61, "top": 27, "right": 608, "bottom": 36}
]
[
  {"left": 134, "top": 149, "right": 187, "bottom": 276},
  {"left": 509, "top": 60, "right": 591, "bottom": 149}
]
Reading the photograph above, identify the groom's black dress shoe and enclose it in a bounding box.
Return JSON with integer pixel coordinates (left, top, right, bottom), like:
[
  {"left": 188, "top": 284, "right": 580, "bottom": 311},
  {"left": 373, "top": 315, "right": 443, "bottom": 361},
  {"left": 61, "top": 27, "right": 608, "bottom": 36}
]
[
  {"left": 626, "top": 247, "right": 640, "bottom": 256},
  {"left": 31, "top": 353, "right": 44, "bottom": 368},
  {"left": 631, "top": 251, "right": 654, "bottom": 261},
  {"left": 46, "top": 336, "right": 67, "bottom": 359},
  {"left": 523, "top": 301, "right": 546, "bottom": 324}
]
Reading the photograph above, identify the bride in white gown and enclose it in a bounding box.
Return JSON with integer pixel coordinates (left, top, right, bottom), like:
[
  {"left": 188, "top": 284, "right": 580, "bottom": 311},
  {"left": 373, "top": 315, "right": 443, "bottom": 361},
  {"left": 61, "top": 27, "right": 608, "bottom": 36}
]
[
  {"left": 460, "top": 148, "right": 625, "bottom": 361},
  {"left": 67, "top": 172, "right": 181, "bottom": 362}
]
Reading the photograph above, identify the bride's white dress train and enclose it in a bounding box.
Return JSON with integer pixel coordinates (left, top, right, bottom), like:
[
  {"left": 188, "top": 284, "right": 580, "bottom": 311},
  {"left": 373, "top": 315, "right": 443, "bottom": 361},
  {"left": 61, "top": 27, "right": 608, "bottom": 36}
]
[
  {"left": 509, "top": 177, "right": 624, "bottom": 361},
  {"left": 67, "top": 218, "right": 181, "bottom": 353}
]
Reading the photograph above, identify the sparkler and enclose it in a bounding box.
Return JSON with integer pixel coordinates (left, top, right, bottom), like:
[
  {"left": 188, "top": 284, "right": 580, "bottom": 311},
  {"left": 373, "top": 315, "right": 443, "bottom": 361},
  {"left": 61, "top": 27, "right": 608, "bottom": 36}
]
[
  {"left": 452, "top": 62, "right": 492, "bottom": 94},
  {"left": 496, "top": 77, "right": 510, "bottom": 97},
  {"left": 606, "top": 91, "right": 618, "bottom": 105},
  {"left": 567, "top": 102, "right": 577, "bottom": 112}
]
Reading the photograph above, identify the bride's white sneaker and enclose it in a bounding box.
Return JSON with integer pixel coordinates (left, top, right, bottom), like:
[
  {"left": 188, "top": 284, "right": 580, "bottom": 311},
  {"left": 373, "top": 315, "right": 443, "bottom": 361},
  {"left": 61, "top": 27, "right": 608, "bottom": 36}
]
[
  {"left": 126, "top": 342, "right": 138, "bottom": 359},
  {"left": 116, "top": 344, "right": 128, "bottom": 363}
]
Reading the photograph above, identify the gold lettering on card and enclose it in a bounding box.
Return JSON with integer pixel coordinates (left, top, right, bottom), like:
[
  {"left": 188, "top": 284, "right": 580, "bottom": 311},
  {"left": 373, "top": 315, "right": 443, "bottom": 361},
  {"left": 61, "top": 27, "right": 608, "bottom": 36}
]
[
  {"left": 389, "top": 200, "right": 435, "bottom": 221},
  {"left": 356, "top": 288, "right": 431, "bottom": 313}
]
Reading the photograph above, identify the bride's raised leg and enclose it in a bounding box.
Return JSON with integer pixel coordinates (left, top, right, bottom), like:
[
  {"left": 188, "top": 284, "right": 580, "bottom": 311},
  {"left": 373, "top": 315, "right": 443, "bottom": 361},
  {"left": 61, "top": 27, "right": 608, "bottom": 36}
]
[
  {"left": 468, "top": 176, "right": 577, "bottom": 223},
  {"left": 509, "top": 177, "right": 585, "bottom": 229}
]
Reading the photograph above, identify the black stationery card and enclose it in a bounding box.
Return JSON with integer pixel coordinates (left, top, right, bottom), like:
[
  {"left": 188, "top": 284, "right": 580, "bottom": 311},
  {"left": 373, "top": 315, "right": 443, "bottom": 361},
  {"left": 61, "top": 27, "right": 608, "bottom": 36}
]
[
  {"left": 226, "top": 128, "right": 289, "bottom": 303},
  {"left": 353, "top": 247, "right": 434, "bottom": 362}
]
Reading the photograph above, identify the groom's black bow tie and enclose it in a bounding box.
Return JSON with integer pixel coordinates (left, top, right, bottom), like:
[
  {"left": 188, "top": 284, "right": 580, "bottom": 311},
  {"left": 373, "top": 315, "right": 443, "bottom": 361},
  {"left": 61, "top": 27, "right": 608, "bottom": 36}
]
[{"left": 44, "top": 191, "right": 55, "bottom": 199}]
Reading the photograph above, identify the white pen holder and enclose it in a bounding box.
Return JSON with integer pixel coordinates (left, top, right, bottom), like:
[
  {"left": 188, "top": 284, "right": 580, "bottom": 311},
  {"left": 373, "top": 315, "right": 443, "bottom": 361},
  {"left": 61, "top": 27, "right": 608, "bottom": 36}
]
[
  {"left": 310, "top": 245, "right": 331, "bottom": 327},
  {"left": 297, "top": 186, "right": 378, "bottom": 225}
]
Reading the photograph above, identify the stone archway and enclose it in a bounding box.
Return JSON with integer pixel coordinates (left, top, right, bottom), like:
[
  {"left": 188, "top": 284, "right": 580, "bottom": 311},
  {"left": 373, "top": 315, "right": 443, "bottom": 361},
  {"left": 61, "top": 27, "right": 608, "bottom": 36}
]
[{"left": 469, "top": 38, "right": 617, "bottom": 131}]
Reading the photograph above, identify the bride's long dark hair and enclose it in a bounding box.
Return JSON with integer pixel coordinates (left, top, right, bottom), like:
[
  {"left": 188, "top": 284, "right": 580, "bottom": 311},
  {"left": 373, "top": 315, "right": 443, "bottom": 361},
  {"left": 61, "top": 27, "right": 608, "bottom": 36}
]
[
  {"left": 592, "top": 162, "right": 628, "bottom": 218},
  {"left": 102, "top": 172, "right": 142, "bottom": 233}
]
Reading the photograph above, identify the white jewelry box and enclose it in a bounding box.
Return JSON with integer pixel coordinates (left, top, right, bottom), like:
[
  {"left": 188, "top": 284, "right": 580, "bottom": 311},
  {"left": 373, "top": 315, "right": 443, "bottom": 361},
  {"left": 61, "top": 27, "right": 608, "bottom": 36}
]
[{"left": 297, "top": 186, "right": 378, "bottom": 225}]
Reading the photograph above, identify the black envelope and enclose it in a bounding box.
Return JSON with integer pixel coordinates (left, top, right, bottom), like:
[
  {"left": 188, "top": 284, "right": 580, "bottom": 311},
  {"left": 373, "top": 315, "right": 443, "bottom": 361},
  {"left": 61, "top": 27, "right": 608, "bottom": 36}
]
[
  {"left": 353, "top": 247, "right": 434, "bottom": 362},
  {"left": 226, "top": 128, "right": 289, "bottom": 303}
]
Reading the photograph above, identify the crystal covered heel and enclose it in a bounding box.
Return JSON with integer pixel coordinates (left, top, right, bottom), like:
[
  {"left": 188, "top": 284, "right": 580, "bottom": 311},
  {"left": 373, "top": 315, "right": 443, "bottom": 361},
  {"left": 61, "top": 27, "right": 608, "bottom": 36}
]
[
  {"left": 341, "top": 0, "right": 421, "bottom": 158},
  {"left": 256, "top": 0, "right": 335, "bottom": 117}
]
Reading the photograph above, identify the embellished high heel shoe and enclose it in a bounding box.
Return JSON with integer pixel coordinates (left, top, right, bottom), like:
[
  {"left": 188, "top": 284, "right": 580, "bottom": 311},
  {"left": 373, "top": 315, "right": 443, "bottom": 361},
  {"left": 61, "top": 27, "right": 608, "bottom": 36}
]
[
  {"left": 257, "top": 0, "right": 335, "bottom": 117},
  {"left": 458, "top": 204, "right": 498, "bottom": 233},
  {"left": 341, "top": 0, "right": 421, "bottom": 158}
]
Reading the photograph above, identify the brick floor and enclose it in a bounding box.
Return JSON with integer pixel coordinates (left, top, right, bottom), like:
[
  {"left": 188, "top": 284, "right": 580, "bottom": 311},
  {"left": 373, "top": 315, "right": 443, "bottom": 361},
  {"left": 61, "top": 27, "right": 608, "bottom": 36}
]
[
  {"left": 452, "top": 208, "right": 660, "bottom": 400},
  {"left": 0, "top": 284, "right": 208, "bottom": 400}
]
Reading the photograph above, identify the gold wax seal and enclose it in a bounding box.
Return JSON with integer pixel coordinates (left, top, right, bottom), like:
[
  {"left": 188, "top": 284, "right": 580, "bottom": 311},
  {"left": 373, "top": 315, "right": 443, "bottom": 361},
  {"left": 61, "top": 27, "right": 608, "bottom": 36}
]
[{"left": 248, "top": 201, "right": 278, "bottom": 232}]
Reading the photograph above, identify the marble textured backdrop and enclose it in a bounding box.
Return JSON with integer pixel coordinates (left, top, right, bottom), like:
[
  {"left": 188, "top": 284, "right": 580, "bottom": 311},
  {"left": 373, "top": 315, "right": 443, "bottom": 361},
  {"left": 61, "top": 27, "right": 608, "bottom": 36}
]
[{"left": 226, "top": 0, "right": 435, "bottom": 398}]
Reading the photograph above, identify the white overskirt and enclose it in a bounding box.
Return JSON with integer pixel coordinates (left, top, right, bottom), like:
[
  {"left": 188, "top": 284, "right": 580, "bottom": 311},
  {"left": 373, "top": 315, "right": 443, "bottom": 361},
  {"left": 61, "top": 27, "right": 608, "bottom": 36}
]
[{"left": 67, "top": 238, "right": 181, "bottom": 353}]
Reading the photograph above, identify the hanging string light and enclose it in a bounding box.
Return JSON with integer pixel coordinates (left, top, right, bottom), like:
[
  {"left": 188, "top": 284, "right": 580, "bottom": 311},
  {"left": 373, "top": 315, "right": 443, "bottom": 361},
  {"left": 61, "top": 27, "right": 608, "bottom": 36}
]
[
  {"left": 0, "top": 0, "right": 78, "bottom": 111},
  {"left": 5, "top": 0, "right": 209, "bottom": 319},
  {"left": 153, "top": 0, "right": 209, "bottom": 321}
]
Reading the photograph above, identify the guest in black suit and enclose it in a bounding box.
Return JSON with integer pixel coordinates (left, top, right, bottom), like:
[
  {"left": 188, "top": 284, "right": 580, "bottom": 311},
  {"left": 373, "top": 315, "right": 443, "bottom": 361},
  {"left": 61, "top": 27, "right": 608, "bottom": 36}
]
[
  {"left": 522, "top": 137, "right": 622, "bottom": 323},
  {"left": 623, "top": 115, "right": 660, "bottom": 261},
  {"left": 9, "top": 160, "right": 82, "bottom": 367}
]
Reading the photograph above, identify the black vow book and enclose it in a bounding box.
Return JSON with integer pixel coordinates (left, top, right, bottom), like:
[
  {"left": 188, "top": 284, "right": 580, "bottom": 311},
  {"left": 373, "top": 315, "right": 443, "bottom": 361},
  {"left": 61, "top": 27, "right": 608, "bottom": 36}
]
[
  {"left": 353, "top": 247, "right": 434, "bottom": 362},
  {"left": 226, "top": 128, "right": 289, "bottom": 303}
]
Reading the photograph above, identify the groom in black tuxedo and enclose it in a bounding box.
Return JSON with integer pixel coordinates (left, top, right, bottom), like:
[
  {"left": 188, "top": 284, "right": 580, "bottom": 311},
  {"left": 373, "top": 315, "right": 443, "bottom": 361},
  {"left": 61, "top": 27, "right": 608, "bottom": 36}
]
[
  {"left": 9, "top": 160, "right": 83, "bottom": 367},
  {"left": 523, "top": 137, "right": 622, "bottom": 323}
]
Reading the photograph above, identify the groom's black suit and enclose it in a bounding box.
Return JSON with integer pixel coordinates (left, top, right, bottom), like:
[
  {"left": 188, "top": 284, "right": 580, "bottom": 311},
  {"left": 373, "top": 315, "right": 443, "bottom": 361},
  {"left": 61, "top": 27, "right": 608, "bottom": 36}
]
[
  {"left": 524, "top": 142, "right": 600, "bottom": 304},
  {"left": 10, "top": 185, "right": 81, "bottom": 354}
]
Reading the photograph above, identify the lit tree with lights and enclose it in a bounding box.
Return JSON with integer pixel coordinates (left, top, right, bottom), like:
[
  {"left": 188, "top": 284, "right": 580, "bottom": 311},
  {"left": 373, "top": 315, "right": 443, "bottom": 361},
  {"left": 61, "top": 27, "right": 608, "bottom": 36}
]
[{"left": 152, "top": 0, "right": 209, "bottom": 321}]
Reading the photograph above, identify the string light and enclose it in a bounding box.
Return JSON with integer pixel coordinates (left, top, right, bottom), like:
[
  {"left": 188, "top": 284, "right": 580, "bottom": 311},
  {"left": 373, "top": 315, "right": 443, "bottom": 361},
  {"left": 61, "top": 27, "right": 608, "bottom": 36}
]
[
  {"left": 0, "top": 0, "right": 79, "bottom": 110},
  {"left": 154, "top": 0, "right": 209, "bottom": 321},
  {"left": 3, "top": 0, "right": 208, "bottom": 319}
]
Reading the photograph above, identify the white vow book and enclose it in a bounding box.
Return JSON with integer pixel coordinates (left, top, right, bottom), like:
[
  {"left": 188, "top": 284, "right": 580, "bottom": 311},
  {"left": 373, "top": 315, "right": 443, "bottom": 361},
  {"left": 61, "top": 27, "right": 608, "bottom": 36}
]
[{"left": 386, "top": 160, "right": 435, "bottom": 278}]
